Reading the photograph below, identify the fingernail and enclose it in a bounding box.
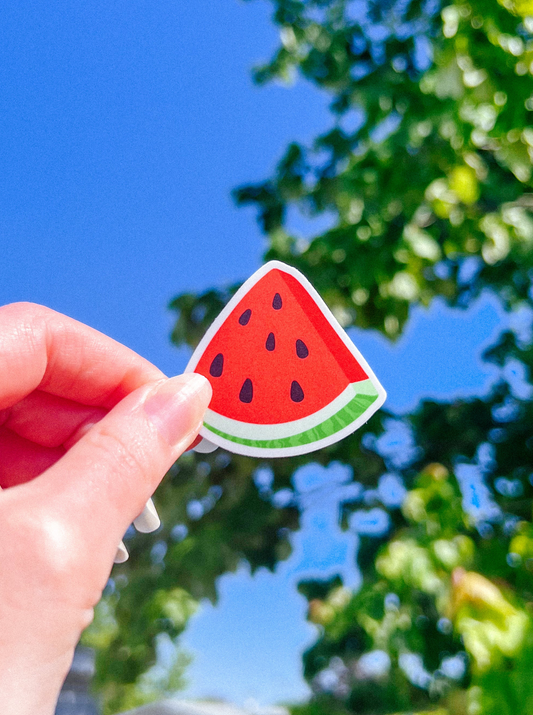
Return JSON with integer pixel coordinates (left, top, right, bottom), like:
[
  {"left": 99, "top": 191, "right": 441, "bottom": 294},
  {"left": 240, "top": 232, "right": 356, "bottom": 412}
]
[
  {"left": 143, "top": 373, "right": 212, "bottom": 447},
  {"left": 114, "top": 541, "right": 129, "bottom": 564},
  {"left": 134, "top": 498, "right": 161, "bottom": 533}
]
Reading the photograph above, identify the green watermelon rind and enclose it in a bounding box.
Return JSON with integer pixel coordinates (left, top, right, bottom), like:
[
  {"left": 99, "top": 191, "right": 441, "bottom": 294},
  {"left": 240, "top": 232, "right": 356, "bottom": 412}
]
[{"left": 203, "top": 390, "right": 378, "bottom": 451}]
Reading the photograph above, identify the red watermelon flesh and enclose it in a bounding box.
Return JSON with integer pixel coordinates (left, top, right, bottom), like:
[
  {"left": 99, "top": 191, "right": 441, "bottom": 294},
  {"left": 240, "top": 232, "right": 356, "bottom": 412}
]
[{"left": 193, "top": 267, "right": 369, "bottom": 425}]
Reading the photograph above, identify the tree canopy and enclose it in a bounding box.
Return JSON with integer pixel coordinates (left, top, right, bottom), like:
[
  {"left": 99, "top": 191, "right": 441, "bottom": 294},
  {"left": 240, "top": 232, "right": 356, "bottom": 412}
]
[{"left": 83, "top": 1, "right": 533, "bottom": 713}]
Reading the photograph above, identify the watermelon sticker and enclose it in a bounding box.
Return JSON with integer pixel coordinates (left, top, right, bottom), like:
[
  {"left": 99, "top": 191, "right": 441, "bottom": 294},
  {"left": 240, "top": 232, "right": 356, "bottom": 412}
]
[{"left": 185, "top": 261, "right": 386, "bottom": 458}]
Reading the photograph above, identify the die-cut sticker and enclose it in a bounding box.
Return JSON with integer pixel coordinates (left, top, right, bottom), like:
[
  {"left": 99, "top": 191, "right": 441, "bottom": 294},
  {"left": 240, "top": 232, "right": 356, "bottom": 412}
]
[{"left": 185, "top": 261, "right": 386, "bottom": 458}]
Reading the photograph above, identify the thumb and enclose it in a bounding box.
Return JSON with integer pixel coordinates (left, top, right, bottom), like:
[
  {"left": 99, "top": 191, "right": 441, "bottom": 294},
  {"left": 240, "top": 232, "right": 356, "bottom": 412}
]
[{"left": 34, "top": 373, "right": 212, "bottom": 561}]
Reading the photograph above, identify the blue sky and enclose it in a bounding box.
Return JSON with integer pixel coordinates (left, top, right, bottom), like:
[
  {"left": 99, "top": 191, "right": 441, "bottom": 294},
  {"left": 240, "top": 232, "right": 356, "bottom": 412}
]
[
  {"left": 0, "top": 0, "right": 510, "bottom": 709},
  {"left": 0, "top": 0, "right": 331, "bottom": 378}
]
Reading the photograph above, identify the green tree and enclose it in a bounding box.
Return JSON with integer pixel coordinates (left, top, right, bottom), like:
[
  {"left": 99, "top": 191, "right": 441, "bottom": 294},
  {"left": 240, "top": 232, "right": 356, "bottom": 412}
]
[{"left": 84, "top": 1, "right": 533, "bottom": 713}]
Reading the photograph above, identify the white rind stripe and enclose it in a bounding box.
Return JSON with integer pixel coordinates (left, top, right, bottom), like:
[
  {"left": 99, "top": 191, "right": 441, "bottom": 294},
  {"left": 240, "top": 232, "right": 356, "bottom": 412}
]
[{"left": 204, "top": 380, "right": 375, "bottom": 441}]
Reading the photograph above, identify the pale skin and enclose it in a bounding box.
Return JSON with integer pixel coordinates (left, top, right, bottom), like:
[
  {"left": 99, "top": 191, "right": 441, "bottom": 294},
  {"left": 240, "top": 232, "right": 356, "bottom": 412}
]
[{"left": 0, "top": 303, "right": 212, "bottom": 715}]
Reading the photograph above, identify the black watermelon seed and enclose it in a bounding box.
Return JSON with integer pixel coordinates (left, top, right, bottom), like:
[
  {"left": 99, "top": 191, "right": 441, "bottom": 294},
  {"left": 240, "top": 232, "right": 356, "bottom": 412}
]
[
  {"left": 290, "top": 380, "right": 304, "bottom": 403},
  {"left": 272, "top": 293, "right": 283, "bottom": 310},
  {"left": 266, "top": 332, "right": 276, "bottom": 351},
  {"left": 209, "top": 353, "right": 224, "bottom": 377},
  {"left": 239, "top": 378, "right": 253, "bottom": 403},
  {"left": 238, "top": 309, "right": 252, "bottom": 326},
  {"left": 296, "top": 339, "right": 309, "bottom": 359}
]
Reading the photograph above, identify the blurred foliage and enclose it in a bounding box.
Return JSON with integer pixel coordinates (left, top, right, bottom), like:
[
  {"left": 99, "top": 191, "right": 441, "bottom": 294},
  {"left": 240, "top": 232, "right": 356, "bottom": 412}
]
[
  {"left": 85, "top": 0, "right": 533, "bottom": 712},
  {"left": 296, "top": 465, "right": 533, "bottom": 714}
]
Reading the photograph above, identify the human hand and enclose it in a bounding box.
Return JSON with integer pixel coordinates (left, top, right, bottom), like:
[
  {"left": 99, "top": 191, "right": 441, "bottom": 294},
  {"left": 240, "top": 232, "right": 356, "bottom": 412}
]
[{"left": 0, "top": 303, "right": 211, "bottom": 715}]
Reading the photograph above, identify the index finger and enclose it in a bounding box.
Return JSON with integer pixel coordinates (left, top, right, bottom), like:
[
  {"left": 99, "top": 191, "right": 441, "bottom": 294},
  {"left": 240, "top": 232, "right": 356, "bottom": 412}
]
[{"left": 0, "top": 303, "right": 165, "bottom": 410}]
